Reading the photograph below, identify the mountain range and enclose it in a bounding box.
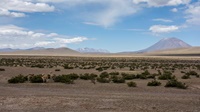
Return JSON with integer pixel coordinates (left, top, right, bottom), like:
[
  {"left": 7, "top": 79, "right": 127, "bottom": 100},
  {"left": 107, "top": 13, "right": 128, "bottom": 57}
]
[
  {"left": 0, "top": 37, "right": 197, "bottom": 56},
  {"left": 76, "top": 48, "right": 110, "bottom": 53}
]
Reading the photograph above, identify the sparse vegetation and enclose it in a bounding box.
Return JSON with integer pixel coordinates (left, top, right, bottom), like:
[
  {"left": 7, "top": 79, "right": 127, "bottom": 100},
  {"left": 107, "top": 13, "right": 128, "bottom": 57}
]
[
  {"left": 8, "top": 74, "right": 27, "bottom": 83},
  {"left": 127, "top": 81, "right": 137, "bottom": 87},
  {"left": 165, "top": 79, "right": 188, "bottom": 89},
  {"left": 147, "top": 80, "right": 161, "bottom": 86}
]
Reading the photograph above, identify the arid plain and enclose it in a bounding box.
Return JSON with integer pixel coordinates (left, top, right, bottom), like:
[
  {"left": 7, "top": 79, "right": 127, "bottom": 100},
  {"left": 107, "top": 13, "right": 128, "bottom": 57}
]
[{"left": 0, "top": 55, "right": 200, "bottom": 112}]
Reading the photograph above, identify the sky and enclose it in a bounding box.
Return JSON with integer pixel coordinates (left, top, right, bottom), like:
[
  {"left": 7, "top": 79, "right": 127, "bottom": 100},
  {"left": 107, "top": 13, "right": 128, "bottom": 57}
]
[{"left": 0, "top": 0, "right": 199, "bottom": 53}]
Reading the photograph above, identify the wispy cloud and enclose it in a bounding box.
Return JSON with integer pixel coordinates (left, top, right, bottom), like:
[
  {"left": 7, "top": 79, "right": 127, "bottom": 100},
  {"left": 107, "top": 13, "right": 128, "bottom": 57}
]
[
  {"left": 153, "top": 18, "right": 173, "bottom": 23},
  {"left": 133, "top": 0, "right": 191, "bottom": 7},
  {"left": 149, "top": 25, "right": 179, "bottom": 33}
]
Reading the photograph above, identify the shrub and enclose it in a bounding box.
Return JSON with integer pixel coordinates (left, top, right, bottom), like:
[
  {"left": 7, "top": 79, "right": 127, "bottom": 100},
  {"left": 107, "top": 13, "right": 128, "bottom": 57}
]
[
  {"left": 55, "top": 69, "right": 61, "bottom": 71},
  {"left": 68, "top": 73, "right": 79, "bottom": 80},
  {"left": 127, "top": 81, "right": 137, "bottom": 87},
  {"left": 109, "top": 72, "right": 119, "bottom": 76},
  {"left": 158, "top": 71, "right": 175, "bottom": 80},
  {"left": 181, "top": 74, "right": 190, "bottom": 79},
  {"left": 186, "top": 71, "right": 197, "bottom": 76},
  {"left": 165, "top": 79, "right": 188, "bottom": 89},
  {"left": 53, "top": 75, "right": 73, "bottom": 84},
  {"left": 147, "top": 80, "right": 161, "bottom": 86},
  {"left": 80, "top": 73, "right": 97, "bottom": 80},
  {"left": 97, "top": 78, "right": 110, "bottom": 83},
  {"left": 112, "top": 76, "right": 125, "bottom": 83},
  {"left": 30, "top": 75, "right": 44, "bottom": 83},
  {"left": 121, "top": 73, "right": 136, "bottom": 80},
  {"left": 100, "top": 72, "right": 109, "bottom": 78},
  {"left": 0, "top": 68, "right": 5, "bottom": 71},
  {"left": 96, "top": 67, "right": 103, "bottom": 72},
  {"left": 8, "top": 74, "right": 27, "bottom": 83},
  {"left": 63, "top": 64, "right": 74, "bottom": 69}
]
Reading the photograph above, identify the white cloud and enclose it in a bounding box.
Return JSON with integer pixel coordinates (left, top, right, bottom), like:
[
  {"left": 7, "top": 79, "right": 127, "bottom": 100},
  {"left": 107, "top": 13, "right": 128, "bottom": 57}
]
[
  {"left": 0, "top": 25, "right": 88, "bottom": 48},
  {"left": 132, "top": 0, "right": 191, "bottom": 7},
  {"left": 171, "top": 8, "right": 178, "bottom": 12},
  {"left": 0, "top": 0, "right": 55, "bottom": 18},
  {"left": 149, "top": 25, "right": 179, "bottom": 33},
  {"left": 153, "top": 18, "right": 173, "bottom": 23},
  {"left": 0, "top": 8, "right": 25, "bottom": 17},
  {"left": 185, "top": 1, "right": 200, "bottom": 25}
]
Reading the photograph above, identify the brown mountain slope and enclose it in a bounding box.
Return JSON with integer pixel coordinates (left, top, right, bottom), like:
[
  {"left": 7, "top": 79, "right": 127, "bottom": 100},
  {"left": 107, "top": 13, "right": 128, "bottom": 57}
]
[{"left": 0, "top": 47, "right": 80, "bottom": 56}]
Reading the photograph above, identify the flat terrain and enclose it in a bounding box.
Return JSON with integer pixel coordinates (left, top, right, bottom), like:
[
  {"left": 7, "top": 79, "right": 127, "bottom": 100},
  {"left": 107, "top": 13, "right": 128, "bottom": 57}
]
[{"left": 0, "top": 56, "right": 200, "bottom": 112}]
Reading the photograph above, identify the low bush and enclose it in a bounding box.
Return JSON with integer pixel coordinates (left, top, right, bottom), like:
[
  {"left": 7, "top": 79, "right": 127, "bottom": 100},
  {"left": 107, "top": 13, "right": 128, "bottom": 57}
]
[
  {"left": 80, "top": 73, "right": 97, "bottom": 80},
  {"left": 158, "top": 71, "right": 175, "bottom": 80},
  {"left": 8, "top": 74, "right": 27, "bottom": 83},
  {"left": 147, "top": 80, "right": 161, "bottom": 86},
  {"left": 112, "top": 76, "right": 125, "bottom": 83},
  {"left": 100, "top": 72, "right": 109, "bottom": 78},
  {"left": 165, "top": 79, "right": 188, "bottom": 89},
  {"left": 67, "top": 73, "right": 79, "bottom": 80},
  {"left": 0, "top": 68, "right": 5, "bottom": 71},
  {"left": 127, "top": 81, "right": 137, "bottom": 87},
  {"left": 30, "top": 75, "right": 44, "bottom": 83},
  {"left": 121, "top": 73, "right": 136, "bottom": 80},
  {"left": 53, "top": 75, "right": 73, "bottom": 84},
  {"left": 55, "top": 69, "right": 61, "bottom": 71},
  {"left": 181, "top": 74, "right": 190, "bottom": 79},
  {"left": 97, "top": 78, "right": 110, "bottom": 83}
]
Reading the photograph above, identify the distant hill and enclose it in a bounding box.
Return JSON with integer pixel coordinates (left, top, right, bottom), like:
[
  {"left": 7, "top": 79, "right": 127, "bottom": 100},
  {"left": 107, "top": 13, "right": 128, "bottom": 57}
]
[
  {"left": 76, "top": 47, "right": 110, "bottom": 53},
  {"left": 0, "top": 47, "right": 80, "bottom": 56},
  {"left": 146, "top": 47, "right": 200, "bottom": 56},
  {"left": 139, "top": 38, "right": 191, "bottom": 53}
]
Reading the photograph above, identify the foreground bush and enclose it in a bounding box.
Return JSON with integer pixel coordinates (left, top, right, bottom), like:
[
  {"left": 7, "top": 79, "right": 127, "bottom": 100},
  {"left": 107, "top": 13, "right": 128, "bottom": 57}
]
[
  {"left": 147, "top": 80, "right": 161, "bottom": 86},
  {"left": 158, "top": 71, "right": 175, "bottom": 80},
  {"left": 181, "top": 74, "right": 190, "bottom": 79},
  {"left": 53, "top": 75, "right": 73, "bottom": 84},
  {"left": 97, "top": 77, "right": 110, "bottom": 83},
  {"left": 165, "top": 79, "right": 188, "bottom": 89},
  {"left": 8, "top": 74, "right": 27, "bottom": 83},
  {"left": 80, "top": 73, "right": 97, "bottom": 80},
  {"left": 127, "top": 81, "right": 137, "bottom": 87},
  {"left": 112, "top": 76, "right": 125, "bottom": 83}
]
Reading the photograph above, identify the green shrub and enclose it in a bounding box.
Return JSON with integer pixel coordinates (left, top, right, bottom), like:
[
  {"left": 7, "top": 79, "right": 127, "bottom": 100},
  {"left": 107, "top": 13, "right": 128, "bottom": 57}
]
[
  {"left": 96, "top": 67, "right": 103, "bottom": 72},
  {"left": 53, "top": 75, "right": 73, "bottom": 84},
  {"left": 68, "top": 73, "right": 79, "bottom": 80},
  {"left": 30, "top": 75, "right": 44, "bottom": 83},
  {"left": 63, "top": 64, "right": 74, "bottom": 69},
  {"left": 121, "top": 73, "right": 136, "bottom": 80},
  {"left": 112, "top": 76, "right": 125, "bottom": 83},
  {"left": 100, "top": 72, "right": 109, "bottom": 78},
  {"left": 147, "top": 80, "right": 161, "bottom": 86},
  {"left": 158, "top": 71, "right": 175, "bottom": 80},
  {"left": 109, "top": 72, "right": 119, "bottom": 76},
  {"left": 181, "top": 74, "right": 190, "bottom": 79},
  {"left": 8, "top": 74, "right": 27, "bottom": 83},
  {"left": 127, "top": 81, "right": 137, "bottom": 87},
  {"left": 165, "top": 79, "right": 188, "bottom": 89},
  {"left": 80, "top": 73, "right": 97, "bottom": 80},
  {"left": 97, "top": 78, "right": 110, "bottom": 83}
]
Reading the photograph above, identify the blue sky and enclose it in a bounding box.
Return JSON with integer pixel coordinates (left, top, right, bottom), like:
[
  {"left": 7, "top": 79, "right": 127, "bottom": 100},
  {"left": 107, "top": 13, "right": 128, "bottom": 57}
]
[{"left": 0, "top": 0, "right": 199, "bottom": 52}]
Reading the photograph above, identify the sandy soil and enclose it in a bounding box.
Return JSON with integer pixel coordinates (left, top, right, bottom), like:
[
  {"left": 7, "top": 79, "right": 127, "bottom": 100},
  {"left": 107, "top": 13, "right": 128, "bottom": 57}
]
[{"left": 0, "top": 56, "right": 200, "bottom": 112}]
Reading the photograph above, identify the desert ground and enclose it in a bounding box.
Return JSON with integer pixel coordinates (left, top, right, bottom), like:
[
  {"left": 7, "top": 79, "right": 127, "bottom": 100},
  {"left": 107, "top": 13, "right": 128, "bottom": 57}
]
[{"left": 0, "top": 55, "right": 200, "bottom": 112}]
